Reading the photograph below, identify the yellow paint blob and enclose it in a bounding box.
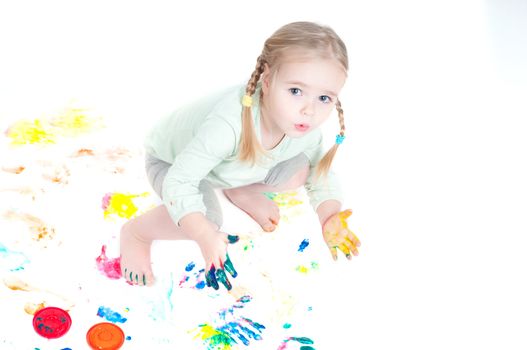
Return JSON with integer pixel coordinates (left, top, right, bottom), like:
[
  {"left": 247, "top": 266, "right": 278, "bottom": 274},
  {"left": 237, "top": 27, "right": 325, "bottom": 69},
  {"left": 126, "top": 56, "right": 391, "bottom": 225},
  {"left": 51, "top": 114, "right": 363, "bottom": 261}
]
[
  {"left": 103, "top": 192, "right": 149, "bottom": 219},
  {"left": 51, "top": 107, "right": 102, "bottom": 136},
  {"left": 6, "top": 119, "right": 56, "bottom": 145}
]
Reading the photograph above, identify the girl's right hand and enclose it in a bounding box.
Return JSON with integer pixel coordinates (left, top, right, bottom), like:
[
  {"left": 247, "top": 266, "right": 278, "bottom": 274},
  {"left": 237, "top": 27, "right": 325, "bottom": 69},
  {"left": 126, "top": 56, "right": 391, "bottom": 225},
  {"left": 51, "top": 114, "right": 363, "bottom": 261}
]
[{"left": 194, "top": 230, "right": 239, "bottom": 290}]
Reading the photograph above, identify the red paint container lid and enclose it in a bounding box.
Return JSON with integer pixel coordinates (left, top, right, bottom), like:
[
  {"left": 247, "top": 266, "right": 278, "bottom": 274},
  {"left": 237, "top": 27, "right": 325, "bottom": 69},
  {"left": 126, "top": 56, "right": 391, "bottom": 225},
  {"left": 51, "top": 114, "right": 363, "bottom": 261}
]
[
  {"left": 86, "top": 322, "right": 125, "bottom": 350},
  {"left": 32, "top": 306, "right": 72, "bottom": 339}
]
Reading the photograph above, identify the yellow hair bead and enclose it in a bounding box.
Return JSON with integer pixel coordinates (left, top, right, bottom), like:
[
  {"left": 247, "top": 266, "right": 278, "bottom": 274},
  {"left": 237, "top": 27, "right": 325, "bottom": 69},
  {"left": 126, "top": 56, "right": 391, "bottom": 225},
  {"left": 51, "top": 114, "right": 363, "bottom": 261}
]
[{"left": 242, "top": 95, "right": 253, "bottom": 107}]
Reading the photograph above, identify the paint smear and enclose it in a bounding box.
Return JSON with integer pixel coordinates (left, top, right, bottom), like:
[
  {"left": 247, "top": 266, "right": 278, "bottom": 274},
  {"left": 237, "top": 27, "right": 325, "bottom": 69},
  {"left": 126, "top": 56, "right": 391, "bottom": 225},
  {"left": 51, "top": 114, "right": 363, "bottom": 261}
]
[
  {"left": 3, "top": 276, "right": 75, "bottom": 310},
  {"left": 24, "top": 302, "right": 46, "bottom": 315},
  {"left": 95, "top": 245, "right": 122, "bottom": 279},
  {"left": 3, "top": 210, "right": 56, "bottom": 243},
  {"left": 295, "top": 261, "right": 319, "bottom": 274},
  {"left": 102, "top": 192, "right": 149, "bottom": 219},
  {"left": 298, "top": 239, "right": 310, "bottom": 252},
  {"left": 0, "top": 242, "right": 30, "bottom": 271},
  {"left": 264, "top": 191, "right": 303, "bottom": 208},
  {"left": 42, "top": 163, "right": 71, "bottom": 184},
  {"left": 193, "top": 296, "right": 265, "bottom": 349},
  {"left": 277, "top": 336, "right": 315, "bottom": 350},
  {"left": 97, "top": 306, "right": 128, "bottom": 323},
  {"left": 50, "top": 107, "right": 103, "bottom": 136},
  {"left": 178, "top": 261, "right": 206, "bottom": 290},
  {"left": 5, "top": 119, "right": 56, "bottom": 145},
  {"left": 1, "top": 165, "right": 26, "bottom": 174}
]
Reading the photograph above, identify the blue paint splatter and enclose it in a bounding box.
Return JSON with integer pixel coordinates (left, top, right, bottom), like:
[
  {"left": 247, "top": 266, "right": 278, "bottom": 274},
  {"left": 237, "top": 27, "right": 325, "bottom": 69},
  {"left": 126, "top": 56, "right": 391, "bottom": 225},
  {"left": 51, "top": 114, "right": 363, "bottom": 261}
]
[
  {"left": 0, "top": 242, "right": 30, "bottom": 271},
  {"left": 195, "top": 280, "right": 206, "bottom": 289},
  {"left": 167, "top": 272, "right": 174, "bottom": 311},
  {"left": 126, "top": 336, "right": 132, "bottom": 340},
  {"left": 185, "top": 261, "right": 196, "bottom": 272},
  {"left": 298, "top": 239, "right": 310, "bottom": 252},
  {"left": 97, "top": 306, "right": 127, "bottom": 323}
]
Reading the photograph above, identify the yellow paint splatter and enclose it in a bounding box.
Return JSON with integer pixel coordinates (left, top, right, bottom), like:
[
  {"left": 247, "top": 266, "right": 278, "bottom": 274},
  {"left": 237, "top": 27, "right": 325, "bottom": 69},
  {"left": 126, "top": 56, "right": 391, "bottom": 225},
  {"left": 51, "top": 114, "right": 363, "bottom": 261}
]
[
  {"left": 267, "top": 191, "right": 303, "bottom": 208},
  {"left": 102, "top": 192, "right": 149, "bottom": 219},
  {"left": 24, "top": 302, "right": 46, "bottom": 315},
  {"left": 295, "top": 261, "right": 320, "bottom": 274},
  {"left": 50, "top": 107, "right": 103, "bottom": 136},
  {"left": 5, "top": 119, "right": 56, "bottom": 145}
]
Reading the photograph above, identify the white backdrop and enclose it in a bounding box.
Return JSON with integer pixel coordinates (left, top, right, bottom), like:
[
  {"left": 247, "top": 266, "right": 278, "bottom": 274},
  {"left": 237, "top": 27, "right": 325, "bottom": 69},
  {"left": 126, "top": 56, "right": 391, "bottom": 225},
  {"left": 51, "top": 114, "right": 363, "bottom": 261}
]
[{"left": 1, "top": 0, "right": 526, "bottom": 349}]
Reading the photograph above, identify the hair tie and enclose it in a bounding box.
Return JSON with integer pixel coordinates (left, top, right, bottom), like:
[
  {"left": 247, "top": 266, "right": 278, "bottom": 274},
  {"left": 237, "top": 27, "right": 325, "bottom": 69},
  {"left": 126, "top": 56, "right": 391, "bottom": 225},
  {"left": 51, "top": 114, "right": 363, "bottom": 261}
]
[
  {"left": 242, "top": 95, "right": 253, "bottom": 107},
  {"left": 335, "top": 134, "right": 345, "bottom": 145}
]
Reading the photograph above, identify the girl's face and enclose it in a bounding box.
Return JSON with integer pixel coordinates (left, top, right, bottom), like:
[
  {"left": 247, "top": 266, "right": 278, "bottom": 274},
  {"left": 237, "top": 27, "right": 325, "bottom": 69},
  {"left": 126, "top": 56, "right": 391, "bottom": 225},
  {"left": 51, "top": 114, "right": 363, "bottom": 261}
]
[{"left": 261, "top": 56, "right": 347, "bottom": 138}]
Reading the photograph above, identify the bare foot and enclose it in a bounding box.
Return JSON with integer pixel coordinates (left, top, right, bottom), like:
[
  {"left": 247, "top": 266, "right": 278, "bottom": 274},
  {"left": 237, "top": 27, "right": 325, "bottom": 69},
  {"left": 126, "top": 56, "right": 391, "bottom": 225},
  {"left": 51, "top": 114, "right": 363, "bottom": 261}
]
[
  {"left": 223, "top": 188, "right": 280, "bottom": 231},
  {"left": 119, "top": 221, "right": 155, "bottom": 286}
]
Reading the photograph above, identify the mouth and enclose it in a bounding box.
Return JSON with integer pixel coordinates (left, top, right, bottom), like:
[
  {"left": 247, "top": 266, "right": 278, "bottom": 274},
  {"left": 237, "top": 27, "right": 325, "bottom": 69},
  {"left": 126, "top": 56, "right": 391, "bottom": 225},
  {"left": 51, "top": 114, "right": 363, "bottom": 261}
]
[{"left": 294, "top": 123, "right": 310, "bottom": 132}]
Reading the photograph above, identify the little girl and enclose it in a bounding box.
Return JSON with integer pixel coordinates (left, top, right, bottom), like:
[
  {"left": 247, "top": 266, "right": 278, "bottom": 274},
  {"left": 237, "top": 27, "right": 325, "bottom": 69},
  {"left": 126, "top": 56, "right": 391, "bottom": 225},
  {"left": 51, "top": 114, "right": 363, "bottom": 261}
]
[{"left": 120, "top": 21, "right": 361, "bottom": 289}]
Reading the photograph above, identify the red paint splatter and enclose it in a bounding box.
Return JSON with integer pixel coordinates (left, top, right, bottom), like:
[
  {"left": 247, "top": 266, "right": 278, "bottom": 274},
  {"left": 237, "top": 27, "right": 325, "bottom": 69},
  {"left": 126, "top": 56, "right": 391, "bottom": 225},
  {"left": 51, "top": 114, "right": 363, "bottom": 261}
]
[{"left": 95, "top": 245, "right": 122, "bottom": 279}]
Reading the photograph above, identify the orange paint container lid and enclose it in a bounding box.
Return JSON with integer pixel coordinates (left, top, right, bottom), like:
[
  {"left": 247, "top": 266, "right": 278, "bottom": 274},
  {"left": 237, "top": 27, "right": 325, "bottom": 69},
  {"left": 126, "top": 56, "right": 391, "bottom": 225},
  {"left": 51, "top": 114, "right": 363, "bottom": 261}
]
[{"left": 86, "top": 322, "right": 125, "bottom": 350}]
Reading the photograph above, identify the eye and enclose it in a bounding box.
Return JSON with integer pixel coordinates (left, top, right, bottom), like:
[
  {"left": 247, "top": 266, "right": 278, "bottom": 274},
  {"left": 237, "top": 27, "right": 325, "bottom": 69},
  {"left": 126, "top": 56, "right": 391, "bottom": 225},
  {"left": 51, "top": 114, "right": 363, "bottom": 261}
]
[
  {"left": 319, "top": 95, "right": 332, "bottom": 104},
  {"left": 289, "top": 87, "right": 302, "bottom": 96}
]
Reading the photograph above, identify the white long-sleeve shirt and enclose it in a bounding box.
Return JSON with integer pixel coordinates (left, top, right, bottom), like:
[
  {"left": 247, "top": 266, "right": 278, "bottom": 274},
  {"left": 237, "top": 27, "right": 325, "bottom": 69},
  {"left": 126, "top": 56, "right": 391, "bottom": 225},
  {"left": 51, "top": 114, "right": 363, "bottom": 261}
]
[{"left": 144, "top": 84, "right": 342, "bottom": 225}]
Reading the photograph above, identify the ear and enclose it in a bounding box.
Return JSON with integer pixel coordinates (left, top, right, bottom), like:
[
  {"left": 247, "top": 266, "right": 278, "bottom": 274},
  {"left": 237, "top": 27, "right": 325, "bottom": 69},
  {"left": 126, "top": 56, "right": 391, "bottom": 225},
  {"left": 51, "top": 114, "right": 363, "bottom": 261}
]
[{"left": 261, "top": 63, "right": 271, "bottom": 94}]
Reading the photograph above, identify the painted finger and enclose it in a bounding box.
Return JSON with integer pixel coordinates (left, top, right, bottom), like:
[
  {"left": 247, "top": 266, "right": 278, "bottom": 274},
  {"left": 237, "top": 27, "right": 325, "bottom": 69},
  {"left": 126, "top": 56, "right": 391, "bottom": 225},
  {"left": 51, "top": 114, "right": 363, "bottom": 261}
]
[
  {"left": 344, "top": 236, "right": 360, "bottom": 256},
  {"left": 338, "top": 242, "right": 352, "bottom": 257},
  {"left": 215, "top": 268, "right": 232, "bottom": 291},
  {"left": 350, "top": 230, "right": 361, "bottom": 247},
  {"left": 329, "top": 246, "right": 338, "bottom": 261},
  {"left": 206, "top": 264, "right": 219, "bottom": 290},
  {"left": 224, "top": 254, "right": 238, "bottom": 278},
  {"left": 338, "top": 209, "right": 352, "bottom": 221}
]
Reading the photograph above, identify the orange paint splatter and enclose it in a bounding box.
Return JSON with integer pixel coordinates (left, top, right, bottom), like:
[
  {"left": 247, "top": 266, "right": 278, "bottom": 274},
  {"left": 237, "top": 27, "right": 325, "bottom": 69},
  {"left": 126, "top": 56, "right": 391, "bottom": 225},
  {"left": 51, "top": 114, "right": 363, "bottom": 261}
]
[{"left": 3, "top": 210, "right": 56, "bottom": 242}]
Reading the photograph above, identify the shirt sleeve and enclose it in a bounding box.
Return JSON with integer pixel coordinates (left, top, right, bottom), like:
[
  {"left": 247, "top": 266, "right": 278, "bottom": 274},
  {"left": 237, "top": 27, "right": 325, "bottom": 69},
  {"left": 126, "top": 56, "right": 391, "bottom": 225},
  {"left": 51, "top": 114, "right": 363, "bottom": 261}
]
[
  {"left": 303, "top": 132, "right": 344, "bottom": 212},
  {"left": 162, "top": 115, "right": 237, "bottom": 225}
]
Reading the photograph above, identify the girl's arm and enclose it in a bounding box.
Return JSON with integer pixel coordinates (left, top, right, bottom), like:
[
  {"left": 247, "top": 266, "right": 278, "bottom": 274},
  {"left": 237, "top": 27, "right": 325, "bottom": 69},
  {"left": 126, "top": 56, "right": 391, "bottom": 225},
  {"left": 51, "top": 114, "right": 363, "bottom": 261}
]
[{"left": 316, "top": 199, "right": 342, "bottom": 226}]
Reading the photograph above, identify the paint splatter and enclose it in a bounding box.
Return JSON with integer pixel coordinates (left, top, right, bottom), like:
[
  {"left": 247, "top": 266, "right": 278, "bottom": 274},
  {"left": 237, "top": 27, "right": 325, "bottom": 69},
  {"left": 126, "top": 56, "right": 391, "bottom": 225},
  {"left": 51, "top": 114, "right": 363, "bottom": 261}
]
[
  {"left": 295, "top": 261, "right": 319, "bottom": 274},
  {"left": 179, "top": 261, "right": 206, "bottom": 290},
  {"left": 3, "top": 210, "right": 56, "bottom": 243},
  {"left": 50, "top": 107, "right": 102, "bottom": 136},
  {"left": 0, "top": 242, "right": 30, "bottom": 271},
  {"left": 193, "top": 296, "right": 265, "bottom": 349},
  {"left": 277, "top": 336, "right": 315, "bottom": 350},
  {"left": 5, "top": 119, "right": 56, "bottom": 145},
  {"left": 102, "top": 192, "right": 149, "bottom": 219},
  {"left": 264, "top": 191, "right": 303, "bottom": 208},
  {"left": 283, "top": 323, "right": 292, "bottom": 329},
  {"left": 1, "top": 165, "right": 26, "bottom": 174},
  {"left": 24, "top": 302, "right": 46, "bottom": 315},
  {"left": 95, "top": 245, "right": 122, "bottom": 279},
  {"left": 97, "top": 306, "right": 128, "bottom": 323},
  {"left": 298, "top": 239, "right": 310, "bottom": 252}
]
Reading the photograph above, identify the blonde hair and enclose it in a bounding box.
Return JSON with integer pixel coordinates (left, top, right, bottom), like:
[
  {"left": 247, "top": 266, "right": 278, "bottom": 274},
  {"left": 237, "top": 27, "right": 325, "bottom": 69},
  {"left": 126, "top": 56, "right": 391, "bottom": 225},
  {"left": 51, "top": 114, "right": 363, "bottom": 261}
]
[{"left": 239, "top": 21, "right": 349, "bottom": 177}]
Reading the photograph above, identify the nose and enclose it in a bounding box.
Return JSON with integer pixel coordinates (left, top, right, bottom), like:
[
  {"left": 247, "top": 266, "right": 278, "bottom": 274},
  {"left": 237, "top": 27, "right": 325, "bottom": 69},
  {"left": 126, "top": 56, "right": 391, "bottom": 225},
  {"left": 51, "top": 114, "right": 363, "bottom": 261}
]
[{"left": 301, "top": 100, "right": 315, "bottom": 117}]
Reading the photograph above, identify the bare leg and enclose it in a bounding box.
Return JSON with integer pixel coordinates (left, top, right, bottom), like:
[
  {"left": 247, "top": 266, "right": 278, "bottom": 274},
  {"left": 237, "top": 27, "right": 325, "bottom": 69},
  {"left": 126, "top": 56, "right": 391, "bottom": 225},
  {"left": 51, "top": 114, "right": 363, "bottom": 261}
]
[
  {"left": 223, "top": 165, "right": 309, "bottom": 232},
  {"left": 119, "top": 205, "right": 217, "bottom": 286}
]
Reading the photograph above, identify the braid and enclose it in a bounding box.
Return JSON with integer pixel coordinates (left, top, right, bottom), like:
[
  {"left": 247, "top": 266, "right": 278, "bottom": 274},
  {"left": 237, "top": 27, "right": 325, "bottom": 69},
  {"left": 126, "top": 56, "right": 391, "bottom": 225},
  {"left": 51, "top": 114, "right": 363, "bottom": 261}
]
[
  {"left": 315, "top": 99, "right": 346, "bottom": 178},
  {"left": 239, "top": 55, "right": 267, "bottom": 164}
]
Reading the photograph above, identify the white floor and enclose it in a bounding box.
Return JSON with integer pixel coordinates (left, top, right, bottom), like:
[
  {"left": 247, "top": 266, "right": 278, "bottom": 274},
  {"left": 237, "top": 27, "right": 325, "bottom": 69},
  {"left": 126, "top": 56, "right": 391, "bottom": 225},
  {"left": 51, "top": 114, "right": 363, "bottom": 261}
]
[{"left": 1, "top": 1, "right": 526, "bottom": 349}]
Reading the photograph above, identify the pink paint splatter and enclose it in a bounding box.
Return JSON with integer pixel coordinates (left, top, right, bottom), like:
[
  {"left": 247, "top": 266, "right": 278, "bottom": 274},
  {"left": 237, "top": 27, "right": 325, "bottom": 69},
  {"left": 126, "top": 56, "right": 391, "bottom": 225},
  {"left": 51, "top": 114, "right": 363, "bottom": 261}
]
[{"left": 96, "top": 245, "right": 122, "bottom": 279}]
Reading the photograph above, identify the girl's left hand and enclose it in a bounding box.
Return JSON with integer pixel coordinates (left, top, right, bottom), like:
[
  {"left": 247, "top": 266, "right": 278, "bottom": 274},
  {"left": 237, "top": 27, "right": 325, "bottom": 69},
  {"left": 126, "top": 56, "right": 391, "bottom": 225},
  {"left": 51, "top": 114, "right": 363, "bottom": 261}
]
[{"left": 322, "top": 209, "right": 361, "bottom": 260}]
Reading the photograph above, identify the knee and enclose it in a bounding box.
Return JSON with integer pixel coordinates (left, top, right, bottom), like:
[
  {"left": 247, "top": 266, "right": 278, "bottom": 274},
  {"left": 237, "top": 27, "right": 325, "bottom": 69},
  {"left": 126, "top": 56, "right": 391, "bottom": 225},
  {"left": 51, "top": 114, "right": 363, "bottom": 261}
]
[{"left": 276, "top": 165, "right": 309, "bottom": 191}]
